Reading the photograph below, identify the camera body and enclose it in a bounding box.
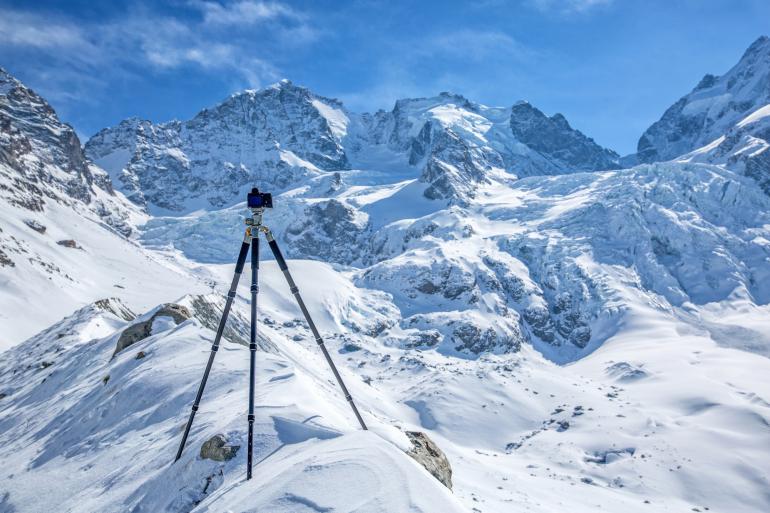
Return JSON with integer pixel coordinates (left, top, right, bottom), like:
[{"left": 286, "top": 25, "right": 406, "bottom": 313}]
[{"left": 247, "top": 187, "right": 273, "bottom": 209}]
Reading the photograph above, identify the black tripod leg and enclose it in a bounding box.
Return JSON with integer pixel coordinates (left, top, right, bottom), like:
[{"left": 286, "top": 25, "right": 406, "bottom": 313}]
[
  {"left": 175, "top": 239, "right": 251, "bottom": 462},
  {"left": 247, "top": 238, "right": 259, "bottom": 479},
  {"left": 264, "top": 230, "right": 368, "bottom": 430}
]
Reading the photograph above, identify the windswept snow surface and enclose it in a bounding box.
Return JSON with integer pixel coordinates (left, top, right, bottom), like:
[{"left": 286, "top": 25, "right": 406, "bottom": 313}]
[
  {"left": 1, "top": 259, "right": 769, "bottom": 513},
  {"left": 0, "top": 293, "right": 465, "bottom": 513}
]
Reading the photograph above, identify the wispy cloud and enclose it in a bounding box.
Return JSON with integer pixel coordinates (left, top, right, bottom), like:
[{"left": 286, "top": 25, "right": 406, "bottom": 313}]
[
  {"left": 423, "top": 30, "right": 532, "bottom": 62},
  {"left": 0, "top": 1, "right": 310, "bottom": 103},
  {"left": 0, "top": 10, "right": 88, "bottom": 50},
  {"left": 193, "top": 0, "right": 298, "bottom": 26},
  {"left": 530, "top": 0, "right": 614, "bottom": 14}
]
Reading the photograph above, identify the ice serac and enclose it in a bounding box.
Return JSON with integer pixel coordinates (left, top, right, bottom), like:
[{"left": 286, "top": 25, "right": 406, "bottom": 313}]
[
  {"left": 85, "top": 80, "right": 350, "bottom": 213},
  {"left": 637, "top": 36, "right": 770, "bottom": 164}
]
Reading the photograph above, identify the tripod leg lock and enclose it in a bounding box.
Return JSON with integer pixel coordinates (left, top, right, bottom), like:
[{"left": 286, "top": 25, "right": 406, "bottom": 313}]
[
  {"left": 249, "top": 343, "right": 257, "bottom": 351},
  {"left": 227, "top": 290, "right": 237, "bottom": 299}
]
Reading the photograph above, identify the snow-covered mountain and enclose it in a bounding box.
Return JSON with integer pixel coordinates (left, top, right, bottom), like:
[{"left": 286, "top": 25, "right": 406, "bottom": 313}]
[
  {"left": 635, "top": 36, "right": 770, "bottom": 190},
  {"left": 2, "top": 34, "right": 770, "bottom": 513},
  {"left": 0, "top": 68, "right": 210, "bottom": 347},
  {"left": 85, "top": 83, "right": 619, "bottom": 213}
]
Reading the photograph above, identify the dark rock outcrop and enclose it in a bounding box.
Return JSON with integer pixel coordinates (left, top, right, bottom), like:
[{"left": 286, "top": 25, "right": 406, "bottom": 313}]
[
  {"left": 113, "top": 303, "right": 190, "bottom": 356},
  {"left": 510, "top": 102, "right": 619, "bottom": 171},
  {"left": 200, "top": 434, "right": 240, "bottom": 462},
  {"left": 405, "top": 431, "right": 453, "bottom": 490},
  {"left": 636, "top": 36, "right": 770, "bottom": 163}
]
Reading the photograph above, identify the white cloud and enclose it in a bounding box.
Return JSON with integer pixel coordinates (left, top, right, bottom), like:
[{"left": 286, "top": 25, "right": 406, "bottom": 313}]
[
  {"left": 530, "top": 0, "right": 614, "bottom": 14},
  {"left": 0, "top": 9, "right": 92, "bottom": 50},
  {"left": 194, "top": 0, "right": 297, "bottom": 26},
  {"left": 424, "top": 30, "right": 531, "bottom": 61},
  {"left": 0, "top": 2, "right": 307, "bottom": 97}
]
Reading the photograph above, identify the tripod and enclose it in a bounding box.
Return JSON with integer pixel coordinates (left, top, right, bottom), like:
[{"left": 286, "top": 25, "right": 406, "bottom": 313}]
[{"left": 175, "top": 192, "right": 367, "bottom": 479}]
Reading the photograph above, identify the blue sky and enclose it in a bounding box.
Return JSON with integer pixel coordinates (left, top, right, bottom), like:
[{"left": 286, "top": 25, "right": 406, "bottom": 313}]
[{"left": 1, "top": 0, "right": 768, "bottom": 155}]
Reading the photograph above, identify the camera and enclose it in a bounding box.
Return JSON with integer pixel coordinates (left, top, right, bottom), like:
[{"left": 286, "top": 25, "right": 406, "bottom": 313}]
[{"left": 247, "top": 187, "right": 273, "bottom": 209}]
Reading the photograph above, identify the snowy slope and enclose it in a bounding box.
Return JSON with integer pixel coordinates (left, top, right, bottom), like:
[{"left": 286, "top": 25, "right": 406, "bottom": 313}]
[
  {"left": 0, "top": 295, "right": 465, "bottom": 513},
  {"left": 0, "top": 67, "right": 211, "bottom": 348},
  {"left": 2, "top": 259, "right": 769, "bottom": 513}
]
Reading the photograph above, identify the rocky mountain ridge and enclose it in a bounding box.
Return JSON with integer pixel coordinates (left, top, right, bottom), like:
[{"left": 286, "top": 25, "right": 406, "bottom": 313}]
[
  {"left": 85, "top": 83, "right": 621, "bottom": 213},
  {"left": 636, "top": 36, "right": 770, "bottom": 169},
  {"left": 0, "top": 67, "right": 135, "bottom": 234}
]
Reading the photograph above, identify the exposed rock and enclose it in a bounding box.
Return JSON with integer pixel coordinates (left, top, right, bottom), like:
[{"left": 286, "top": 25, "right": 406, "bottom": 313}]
[
  {"left": 285, "top": 199, "right": 368, "bottom": 264},
  {"left": 0, "top": 248, "right": 13, "bottom": 267},
  {"left": 113, "top": 303, "right": 191, "bottom": 356},
  {"left": 636, "top": 36, "right": 770, "bottom": 163},
  {"left": 94, "top": 298, "right": 136, "bottom": 321},
  {"left": 200, "top": 434, "right": 240, "bottom": 462},
  {"left": 405, "top": 431, "right": 453, "bottom": 489},
  {"left": 181, "top": 294, "right": 279, "bottom": 350},
  {"left": 403, "top": 330, "right": 442, "bottom": 349},
  {"left": 84, "top": 80, "right": 348, "bottom": 213},
  {"left": 510, "top": 102, "right": 619, "bottom": 171},
  {"left": 23, "top": 219, "right": 46, "bottom": 233},
  {"left": 0, "top": 68, "right": 133, "bottom": 235},
  {"left": 56, "top": 239, "right": 81, "bottom": 249}
]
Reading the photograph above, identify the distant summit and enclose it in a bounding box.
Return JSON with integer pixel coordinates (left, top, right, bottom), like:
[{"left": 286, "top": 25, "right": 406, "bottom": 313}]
[
  {"left": 636, "top": 35, "right": 770, "bottom": 163},
  {"left": 85, "top": 82, "right": 619, "bottom": 213}
]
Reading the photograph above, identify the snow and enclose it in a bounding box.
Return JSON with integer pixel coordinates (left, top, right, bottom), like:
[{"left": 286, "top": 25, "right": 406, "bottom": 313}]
[
  {"left": 737, "top": 103, "right": 770, "bottom": 128},
  {"left": 312, "top": 99, "right": 350, "bottom": 139},
  {"left": 3, "top": 47, "right": 770, "bottom": 513},
  {"left": 0, "top": 194, "right": 210, "bottom": 349}
]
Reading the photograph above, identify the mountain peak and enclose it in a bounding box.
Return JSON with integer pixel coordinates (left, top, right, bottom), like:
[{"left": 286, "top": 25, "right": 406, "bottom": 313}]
[
  {"left": 745, "top": 35, "right": 770, "bottom": 56},
  {"left": 510, "top": 102, "right": 619, "bottom": 171},
  {"left": 637, "top": 34, "right": 770, "bottom": 163},
  {"left": 0, "top": 67, "right": 21, "bottom": 95}
]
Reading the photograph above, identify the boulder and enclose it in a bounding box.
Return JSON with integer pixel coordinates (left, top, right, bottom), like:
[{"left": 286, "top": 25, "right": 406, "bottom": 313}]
[
  {"left": 405, "top": 431, "right": 453, "bottom": 490},
  {"left": 56, "top": 239, "right": 81, "bottom": 249},
  {"left": 113, "top": 303, "right": 190, "bottom": 356},
  {"left": 200, "top": 434, "right": 240, "bottom": 462}
]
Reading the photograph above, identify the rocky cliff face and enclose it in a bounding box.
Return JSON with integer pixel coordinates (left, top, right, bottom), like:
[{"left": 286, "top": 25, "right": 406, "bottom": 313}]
[
  {"left": 0, "top": 68, "right": 135, "bottom": 234},
  {"left": 509, "top": 102, "right": 619, "bottom": 172},
  {"left": 85, "top": 80, "right": 348, "bottom": 213},
  {"left": 1, "top": 68, "right": 112, "bottom": 211}
]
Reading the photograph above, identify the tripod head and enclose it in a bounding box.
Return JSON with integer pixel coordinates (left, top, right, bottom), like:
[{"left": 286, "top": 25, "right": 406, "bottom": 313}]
[{"left": 245, "top": 187, "right": 273, "bottom": 233}]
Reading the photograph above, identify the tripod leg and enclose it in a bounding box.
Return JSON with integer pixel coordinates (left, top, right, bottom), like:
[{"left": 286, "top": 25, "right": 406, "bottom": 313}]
[
  {"left": 247, "top": 238, "right": 259, "bottom": 480},
  {"left": 175, "top": 239, "right": 251, "bottom": 462},
  {"left": 264, "top": 230, "right": 368, "bottom": 430}
]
